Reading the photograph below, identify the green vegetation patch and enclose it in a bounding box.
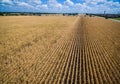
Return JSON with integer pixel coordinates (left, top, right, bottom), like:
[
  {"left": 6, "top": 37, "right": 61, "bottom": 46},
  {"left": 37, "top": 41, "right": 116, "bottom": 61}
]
[{"left": 112, "top": 18, "right": 120, "bottom": 20}]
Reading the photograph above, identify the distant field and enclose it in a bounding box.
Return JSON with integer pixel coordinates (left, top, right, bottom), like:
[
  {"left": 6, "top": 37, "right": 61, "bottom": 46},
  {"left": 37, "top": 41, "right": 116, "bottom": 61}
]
[
  {"left": 112, "top": 18, "right": 120, "bottom": 20},
  {"left": 0, "top": 16, "right": 120, "bottom": 84}
]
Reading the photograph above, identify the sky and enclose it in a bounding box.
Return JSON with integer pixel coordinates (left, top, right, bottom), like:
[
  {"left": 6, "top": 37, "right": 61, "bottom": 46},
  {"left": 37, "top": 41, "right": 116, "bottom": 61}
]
[{"left": 0, "top": 0, "right": 120, "bottom": 14}]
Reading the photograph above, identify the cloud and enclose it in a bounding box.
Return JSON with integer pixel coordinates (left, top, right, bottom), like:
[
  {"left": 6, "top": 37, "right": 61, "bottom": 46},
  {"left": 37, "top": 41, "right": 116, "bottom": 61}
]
[
  {"left": 84, "top": 0, "right": 106, "bottom": 3},
  {"left": 41, "top": 4, "right": 48, "bottom": 8},
  {"left": 2, "top": 0, "right": 13, "bottom": 5},
  {"left": 16, "top": 1, "right": 34, "bottom": 8},
  {"left": 29, "top": 0, "right": 42, "bottom": 4},
  {"left": 84, "top": 0, "right": 106, "bottom": 5},
  {"left": 48, "top": 0, "right": 62, "bottom": 8},
  {"left": 105, "top": 1, "right": 120, "bottom": 8},
  {"left": 36, "top": 4, "right": 48, "bottom": 9},
  {"left": 71, "top": 0, "right": 120, "bottom": 13},
  {"left": 0, "top": 0, "right": 120, "bottom": 13},
  {"left": 64, "top": 0, "right": 74, "bottom": 6}
]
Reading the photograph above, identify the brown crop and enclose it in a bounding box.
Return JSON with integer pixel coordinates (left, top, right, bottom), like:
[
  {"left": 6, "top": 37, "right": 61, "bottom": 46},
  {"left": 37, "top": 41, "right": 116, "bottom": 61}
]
[{"left": 0, "top": 16, "right": 120, "bottom": 84}]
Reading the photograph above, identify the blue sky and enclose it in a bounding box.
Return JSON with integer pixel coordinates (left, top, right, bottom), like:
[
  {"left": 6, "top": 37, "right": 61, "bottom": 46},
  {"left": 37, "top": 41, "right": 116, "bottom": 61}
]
[{"left": 0, "top": 0, "right": 120, "bottom": 13}]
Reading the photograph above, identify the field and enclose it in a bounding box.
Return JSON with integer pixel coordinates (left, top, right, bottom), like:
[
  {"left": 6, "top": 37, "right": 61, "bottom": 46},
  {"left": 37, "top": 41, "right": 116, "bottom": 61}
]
[
  {"left": 112, "top": 18, "right": 120, "bottom": 20},
  {"left": 0, "top": 16, "right": 120, "bottom": 84}
]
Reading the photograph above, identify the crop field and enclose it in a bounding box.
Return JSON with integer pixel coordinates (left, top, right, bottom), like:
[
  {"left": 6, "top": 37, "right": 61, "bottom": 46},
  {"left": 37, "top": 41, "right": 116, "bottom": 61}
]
[{"left": 0, "top": 16, "right": 120, "bottom": 84}]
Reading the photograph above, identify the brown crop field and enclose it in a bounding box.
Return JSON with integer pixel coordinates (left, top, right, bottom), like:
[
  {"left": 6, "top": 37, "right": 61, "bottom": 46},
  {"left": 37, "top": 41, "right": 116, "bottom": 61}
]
[{"left": 0, "top": 16, "right": 120, "bottom": 84}]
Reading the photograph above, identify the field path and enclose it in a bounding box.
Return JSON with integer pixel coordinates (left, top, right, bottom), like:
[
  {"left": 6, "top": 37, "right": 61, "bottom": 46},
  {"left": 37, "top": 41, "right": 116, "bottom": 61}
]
[{"left": 1, "top": 16, "right": 120, "bottom": 84}]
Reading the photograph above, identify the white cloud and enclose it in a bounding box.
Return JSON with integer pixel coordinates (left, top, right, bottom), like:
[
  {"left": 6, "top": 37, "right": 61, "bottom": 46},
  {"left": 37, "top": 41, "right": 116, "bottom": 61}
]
[
  {"left": 75, "top": 3, "right": 82, "bottom": 8},
  {"left": 41, "top": 4, "right": 48, "bottom": 8},
  {"left": 70, "top": 0, "right": 120, "bottom": 13},
  {"left": 2, "top": 0, "right": 13, "bottom": 5},
  {"left": 29, "top": 0, "right": 42, "bottom": 4},
  {"left": 64, "top": 0, "right": 74, "bottom": 6},
  {"left": 83, "top": 0, "right": 107, "bottom": 5},
  {"left": 105, "top": 1, "right": 120, "bottom": 8},
  {"left": 48, "top": 0, "right": 62, "bottom": 8},
  {"left": 0, "top": 0, "right": 120, "bottom": 13},
  {"left": 16, "top": 2, "right": 34, "bottom": 8},
  {"left": 36, "top": 4, "right": 48, "bottom": 9},
  {"left": 85, "top": 0, "right": 106, "bottom": 3}
]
